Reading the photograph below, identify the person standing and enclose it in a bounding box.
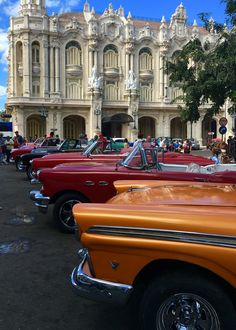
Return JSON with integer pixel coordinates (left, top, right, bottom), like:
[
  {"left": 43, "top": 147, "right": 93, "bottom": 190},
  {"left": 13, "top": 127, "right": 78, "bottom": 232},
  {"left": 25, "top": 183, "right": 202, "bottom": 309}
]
[
  {"left": 4, "top": 136, "right": 14, "bottom": 164},
  {"left": 14, "top": 131, "right": 24, "bottom": 147},
  {"left": 0, "top": 133, "right": 5, "bottom": 163}
]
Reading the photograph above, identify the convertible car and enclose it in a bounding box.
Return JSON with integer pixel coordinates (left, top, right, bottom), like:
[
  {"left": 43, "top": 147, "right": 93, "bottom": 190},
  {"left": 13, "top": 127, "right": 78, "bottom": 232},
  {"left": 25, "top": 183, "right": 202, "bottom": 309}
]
[
  {"left": 30, "top": 144, "right": 236, "bottom": 232},
  {"left": 71, "top": 181, "right": 236, "bottom": 330},
  {"left": 30, "top": 142, "right": 214, "bottom": 180}
]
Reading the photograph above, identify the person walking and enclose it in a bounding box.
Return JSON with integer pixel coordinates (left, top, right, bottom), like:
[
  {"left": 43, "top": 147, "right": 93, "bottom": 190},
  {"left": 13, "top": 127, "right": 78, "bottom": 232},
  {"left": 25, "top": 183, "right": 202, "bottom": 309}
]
[{"left": 5, "top": 136, "right": 14, "bottom": 164}]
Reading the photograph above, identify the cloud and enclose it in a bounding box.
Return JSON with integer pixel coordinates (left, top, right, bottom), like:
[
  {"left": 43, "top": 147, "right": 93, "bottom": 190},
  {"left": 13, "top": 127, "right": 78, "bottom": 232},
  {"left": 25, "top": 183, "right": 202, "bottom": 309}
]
[
  {"left": 0, "top": 86, "right": 6, "bottom": 97},
  {"left": 0, "top": 29, "right": 8, "bottom": 67},
  {"left": 47, "top": 0, "right": 80, "bottom": 13},
  {"left": 47, "top": 0, "right": 60, "bottom": 8},
  {"left": 3, "top": 1, "right": 20, "bottom": 16}
]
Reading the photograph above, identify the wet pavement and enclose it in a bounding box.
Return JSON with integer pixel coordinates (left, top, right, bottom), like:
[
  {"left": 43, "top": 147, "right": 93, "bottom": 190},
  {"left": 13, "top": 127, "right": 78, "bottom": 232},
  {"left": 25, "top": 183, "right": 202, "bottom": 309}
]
[{"left": 0, "top": 163, "right": 137, "bottom": 330}]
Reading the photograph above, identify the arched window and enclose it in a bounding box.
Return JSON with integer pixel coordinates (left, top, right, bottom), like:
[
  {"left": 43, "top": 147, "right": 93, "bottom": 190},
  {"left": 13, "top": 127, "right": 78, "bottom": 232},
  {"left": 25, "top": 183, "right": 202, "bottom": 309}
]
[
  {"left": 65, "top": 41, "right": 82, "bottom": 66},
  {"left": 104, "top": 81, "right": 119, "bottom": 100},
  {"left": 139, "top": 48, "right": 153, "bottom": 71},
  {"left": 140, "top": 82, "right": 153, "bottom": 101},
  {"left": 66, "top": 79, "right": 83, "bottom": 99},
  {"left": 32, "top": 77, "right": 40, "bottom": 96},
  {"left": 103, "top": 44, "right": 118, "bottom": 68},
  {"left": 32, "top": 42, "right": 40, "bottom": 64}
]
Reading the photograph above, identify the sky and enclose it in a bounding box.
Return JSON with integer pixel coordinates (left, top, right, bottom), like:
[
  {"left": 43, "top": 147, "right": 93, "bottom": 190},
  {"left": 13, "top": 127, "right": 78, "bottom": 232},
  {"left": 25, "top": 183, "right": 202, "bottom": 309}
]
[{"left": 0, "top": 0, "right": 227, "bottom": 110}]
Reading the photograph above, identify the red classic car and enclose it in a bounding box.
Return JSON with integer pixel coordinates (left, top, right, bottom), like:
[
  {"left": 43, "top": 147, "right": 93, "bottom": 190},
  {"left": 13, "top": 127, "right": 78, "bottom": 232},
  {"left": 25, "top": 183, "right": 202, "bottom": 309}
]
[
  {"left": 31, "top": 142, "right": 213, "bottom": 180},
  {"left": 30, "top": 140, "right": 129, "bottom": 180},
  {"left": 30, "top": 144, "right": 236, "bottom": 233},
  {"left": 11, "top": 137, "right": 60, "bottom": 169}
]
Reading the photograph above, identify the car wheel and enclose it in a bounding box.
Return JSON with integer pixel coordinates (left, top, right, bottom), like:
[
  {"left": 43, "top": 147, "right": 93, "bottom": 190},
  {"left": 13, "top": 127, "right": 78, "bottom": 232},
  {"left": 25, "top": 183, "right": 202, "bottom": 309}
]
[
  {"left": 53, "top": 193, "right": 88, "bottom": 233},
  {"left": 139, "top": 270, "right": 236, "bottom": 330},
  {"left": 15, "top": 157, "right": 22, "bottom": 171},
  {"left": 26, "top": 164, "right": 34, "bottom": 180}
]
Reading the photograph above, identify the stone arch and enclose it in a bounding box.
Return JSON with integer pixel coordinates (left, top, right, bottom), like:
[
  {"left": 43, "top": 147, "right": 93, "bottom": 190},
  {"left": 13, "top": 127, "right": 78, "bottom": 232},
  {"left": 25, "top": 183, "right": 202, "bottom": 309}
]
[
  {"left": 26, "top": 114, "right": 46, "bottom": 141},
  {"left": 63, "top": 115, "right": 85, "bottom": 139},
  {"left": 202, "top": 116, "right": 217, "bottom": 145},
  {"left": 138, "top": 116, "right": 156, "bottom": 138},
  {"left": 170, "top": 117, "right": 187, "bottom": 139}
]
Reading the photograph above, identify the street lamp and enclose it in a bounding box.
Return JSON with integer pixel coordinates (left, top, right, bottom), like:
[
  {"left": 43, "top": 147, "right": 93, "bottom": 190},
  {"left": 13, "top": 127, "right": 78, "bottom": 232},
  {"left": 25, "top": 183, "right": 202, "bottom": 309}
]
[
  {"left": 132, "top": 108, "right": 138, "bottom": 129},
  {"left": 94, "top": 107, "right": 101, "bottom": 129}
]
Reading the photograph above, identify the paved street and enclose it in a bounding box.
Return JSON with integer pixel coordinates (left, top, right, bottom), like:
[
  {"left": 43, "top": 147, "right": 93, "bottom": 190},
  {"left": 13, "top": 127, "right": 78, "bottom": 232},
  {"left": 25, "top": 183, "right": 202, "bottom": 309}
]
[{"left": 0, "top": 164, "right": 136, "bottom": 330}]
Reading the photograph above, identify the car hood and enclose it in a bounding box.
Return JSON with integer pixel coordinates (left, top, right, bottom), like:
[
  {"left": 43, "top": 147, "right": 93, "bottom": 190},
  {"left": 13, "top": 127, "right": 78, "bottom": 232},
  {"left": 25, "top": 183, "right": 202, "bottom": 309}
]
[
  {"left": 52, "top": 162, "right": 117, "bottom": 172},
  {"left": 108, "top": 183, "right": 236, "bottom": 206}
]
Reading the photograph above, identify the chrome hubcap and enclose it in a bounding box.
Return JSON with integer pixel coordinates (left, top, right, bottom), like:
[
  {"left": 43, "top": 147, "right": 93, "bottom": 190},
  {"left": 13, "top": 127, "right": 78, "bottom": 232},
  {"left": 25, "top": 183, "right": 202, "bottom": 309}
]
[
  {"left": 156, "top": 293, "right": 220, "bottom": 330},
  {"left": 59, "top": 199, "right": 80, "bottom": 230}
]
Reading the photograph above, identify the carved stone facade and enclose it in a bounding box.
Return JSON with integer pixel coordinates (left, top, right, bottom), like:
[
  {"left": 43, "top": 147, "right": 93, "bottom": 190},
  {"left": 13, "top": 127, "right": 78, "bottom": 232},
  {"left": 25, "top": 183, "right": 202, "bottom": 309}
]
[{"left": 6, "top": 0, "right": 228, "bottom": 143}]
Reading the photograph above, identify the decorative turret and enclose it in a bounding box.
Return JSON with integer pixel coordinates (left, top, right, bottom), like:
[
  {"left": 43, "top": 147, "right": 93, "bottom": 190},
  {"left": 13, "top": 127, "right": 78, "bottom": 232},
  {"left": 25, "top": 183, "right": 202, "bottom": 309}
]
[
  {"left": 160, "top": 16, "right": 168, "bottom": 42},
  {"left": 19, "top": 0, "right": 46, "bottom": 16},
  {"left": 170, "top": 2, "right": 188, "bottom": 38}
]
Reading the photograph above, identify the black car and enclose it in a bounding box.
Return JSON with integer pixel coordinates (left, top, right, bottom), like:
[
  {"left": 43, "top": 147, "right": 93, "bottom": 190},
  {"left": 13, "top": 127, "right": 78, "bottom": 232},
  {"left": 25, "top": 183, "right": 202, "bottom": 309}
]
[{"left": 19, "top": 138, "right": 84, "bottom": 180}]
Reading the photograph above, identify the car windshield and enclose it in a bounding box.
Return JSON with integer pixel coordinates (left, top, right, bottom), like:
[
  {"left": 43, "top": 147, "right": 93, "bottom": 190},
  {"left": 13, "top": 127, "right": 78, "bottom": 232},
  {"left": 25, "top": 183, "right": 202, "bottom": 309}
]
[{"left": 121, "top": 144, "right": 159, "bottom": 169}]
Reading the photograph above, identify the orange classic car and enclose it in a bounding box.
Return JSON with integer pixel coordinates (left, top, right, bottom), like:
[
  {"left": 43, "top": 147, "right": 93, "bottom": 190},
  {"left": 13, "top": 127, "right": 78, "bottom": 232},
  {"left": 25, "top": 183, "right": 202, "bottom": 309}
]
[{"left": 71, "top": 181, "right": 236, "bottom": 330}]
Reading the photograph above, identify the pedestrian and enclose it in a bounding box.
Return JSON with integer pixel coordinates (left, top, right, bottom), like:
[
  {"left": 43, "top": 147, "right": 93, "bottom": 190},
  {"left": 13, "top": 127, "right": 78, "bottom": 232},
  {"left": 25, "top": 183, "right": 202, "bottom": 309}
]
[
  {"left": 133, "top": 132, "right": 144, "bottom": 147},
  {"left": 14, "top": 131, "right": 24, "bottom": 148},
  {"left": 4, "top": 136, "right": 14, "bottom": 164},
  {"left": 98, "top": 133, "right": 108, "bottom": 150},
  {"left": 123, "top": 138, "right": 129, "bottom": 149},
  {"left": 143, "top": 135, "right": 152, "bottom": 148},
  {"left": 0, "top": 133, "right": 6, "bottom": 164}
]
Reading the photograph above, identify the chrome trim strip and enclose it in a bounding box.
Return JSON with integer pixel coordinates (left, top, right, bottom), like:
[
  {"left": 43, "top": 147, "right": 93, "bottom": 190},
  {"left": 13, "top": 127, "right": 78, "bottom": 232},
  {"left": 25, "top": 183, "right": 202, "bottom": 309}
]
[
  {"left": 87, "top": 225, "right": 236, "bottom": 249},
  {"left": 71, "top": 248, "right": 133, "bottom": 304},
  {"left": 98, "top": 181, "right": 109, "bottom": 186},
  {"left": 84, "top": 181, "right": 95, "bottom": 186}
]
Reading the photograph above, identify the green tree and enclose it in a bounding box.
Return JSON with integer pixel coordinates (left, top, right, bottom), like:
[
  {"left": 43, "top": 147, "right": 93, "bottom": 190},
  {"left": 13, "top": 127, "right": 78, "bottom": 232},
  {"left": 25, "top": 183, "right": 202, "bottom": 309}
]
[{"left": 168, "top": 0, "right": 236, "bottom": 132}]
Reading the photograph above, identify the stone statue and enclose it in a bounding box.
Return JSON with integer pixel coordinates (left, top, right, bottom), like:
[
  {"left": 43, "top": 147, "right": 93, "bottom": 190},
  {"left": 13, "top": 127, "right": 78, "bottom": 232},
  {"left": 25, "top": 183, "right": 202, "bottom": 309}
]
[
  {"left": 126, "top": 70, "right": 138, "bottom": 90},
  {"left": 88, "top": 66, "right": 103, "bottom": 90}
]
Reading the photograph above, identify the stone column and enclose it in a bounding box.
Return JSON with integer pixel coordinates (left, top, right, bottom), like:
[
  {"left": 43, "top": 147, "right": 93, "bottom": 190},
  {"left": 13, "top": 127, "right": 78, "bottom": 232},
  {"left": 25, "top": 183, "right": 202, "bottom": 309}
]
[
  {"left": 94, "top": 51, "right": 98, "bottom": 68},
  {"left": 88, "top": 51, "right": 93, "bottom": 76},
  {"left": 130, "top": 54, "right": 134, "bottom": 71},
  {"left": 159, "top": 54, "right": 164, "bottom": 100},
  {"left": 23, "top": 39, "right": 31, "bottom": 96},
  {"left": 55, "top": 47, "right": 60, "bottom": 94},
  {"left": 42, "top": 39, "right": 49, "bottom": 97},
  {"left": 50, "top": 46, "right": 55, "bottom": 93}
]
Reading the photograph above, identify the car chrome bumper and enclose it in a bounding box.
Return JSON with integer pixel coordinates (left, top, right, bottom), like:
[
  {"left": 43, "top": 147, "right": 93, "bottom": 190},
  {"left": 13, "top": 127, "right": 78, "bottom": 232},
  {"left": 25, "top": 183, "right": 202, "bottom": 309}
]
[
  {"left": 71, "top": 248, "right": 133, "bottom": 305},
  {"left": 30, "top": 190, "right": 50, "bottom": 213},
  {"left": 18, "top": 163, "right": 27, "bottom": 171}
]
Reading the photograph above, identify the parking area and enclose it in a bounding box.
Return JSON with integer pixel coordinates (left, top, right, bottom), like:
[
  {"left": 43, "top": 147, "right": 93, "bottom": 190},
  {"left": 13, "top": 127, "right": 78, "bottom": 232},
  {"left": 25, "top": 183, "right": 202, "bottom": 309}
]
[{"left": 0, "top": 164, "right": 136, "bottom": 330}]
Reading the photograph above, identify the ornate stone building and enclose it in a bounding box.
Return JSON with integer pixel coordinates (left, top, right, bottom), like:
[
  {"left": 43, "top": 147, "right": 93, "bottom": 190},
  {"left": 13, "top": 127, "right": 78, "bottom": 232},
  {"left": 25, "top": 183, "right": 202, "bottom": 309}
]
[{"left": 6, "top": 0, "right": 228, "bottom": 143}]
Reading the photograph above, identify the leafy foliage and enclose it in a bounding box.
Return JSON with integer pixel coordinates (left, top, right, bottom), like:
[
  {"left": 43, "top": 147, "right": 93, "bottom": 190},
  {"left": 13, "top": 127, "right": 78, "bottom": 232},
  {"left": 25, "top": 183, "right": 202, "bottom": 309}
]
[{"left": 168, "top": 1, "right": 236, "bottom": 124}]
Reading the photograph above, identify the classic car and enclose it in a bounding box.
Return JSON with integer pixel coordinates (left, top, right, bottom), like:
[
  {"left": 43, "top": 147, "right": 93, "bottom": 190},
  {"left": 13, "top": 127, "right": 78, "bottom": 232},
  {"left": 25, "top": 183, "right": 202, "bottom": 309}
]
[
  {"left": 71, "top": 182, "right": 236, "bottom": 329},
  {"left": 30, "top": 144, "right": 236, "bottom": 233},
  {"left": 18, "top": 138, "right": 84, "bottom": 179},
  {"left": 28, "top": 140, "right": 129, "bottom": 181},
  {"left": 30, "top": 142, "right": 214, "bottom": 180},
  {"left": 11, "top": 137, "right": 61, "bottom": 169}
]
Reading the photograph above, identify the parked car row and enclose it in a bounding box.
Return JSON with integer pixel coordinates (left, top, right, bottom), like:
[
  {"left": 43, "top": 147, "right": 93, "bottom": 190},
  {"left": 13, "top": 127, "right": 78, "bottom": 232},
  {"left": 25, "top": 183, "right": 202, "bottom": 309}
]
[{"left": 11, "top": 138, "right": 236, "bottom": 329}]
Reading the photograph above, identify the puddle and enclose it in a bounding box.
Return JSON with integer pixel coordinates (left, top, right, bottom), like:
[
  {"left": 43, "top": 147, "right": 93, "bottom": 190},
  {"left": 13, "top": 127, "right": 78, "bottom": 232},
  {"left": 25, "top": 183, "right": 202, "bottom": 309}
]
[
  {"left": 0, "top": 239, "right": 31, "bottom": 254},
  {"left": 5, "top": 215, "right": 36, "bottom": 226}
]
